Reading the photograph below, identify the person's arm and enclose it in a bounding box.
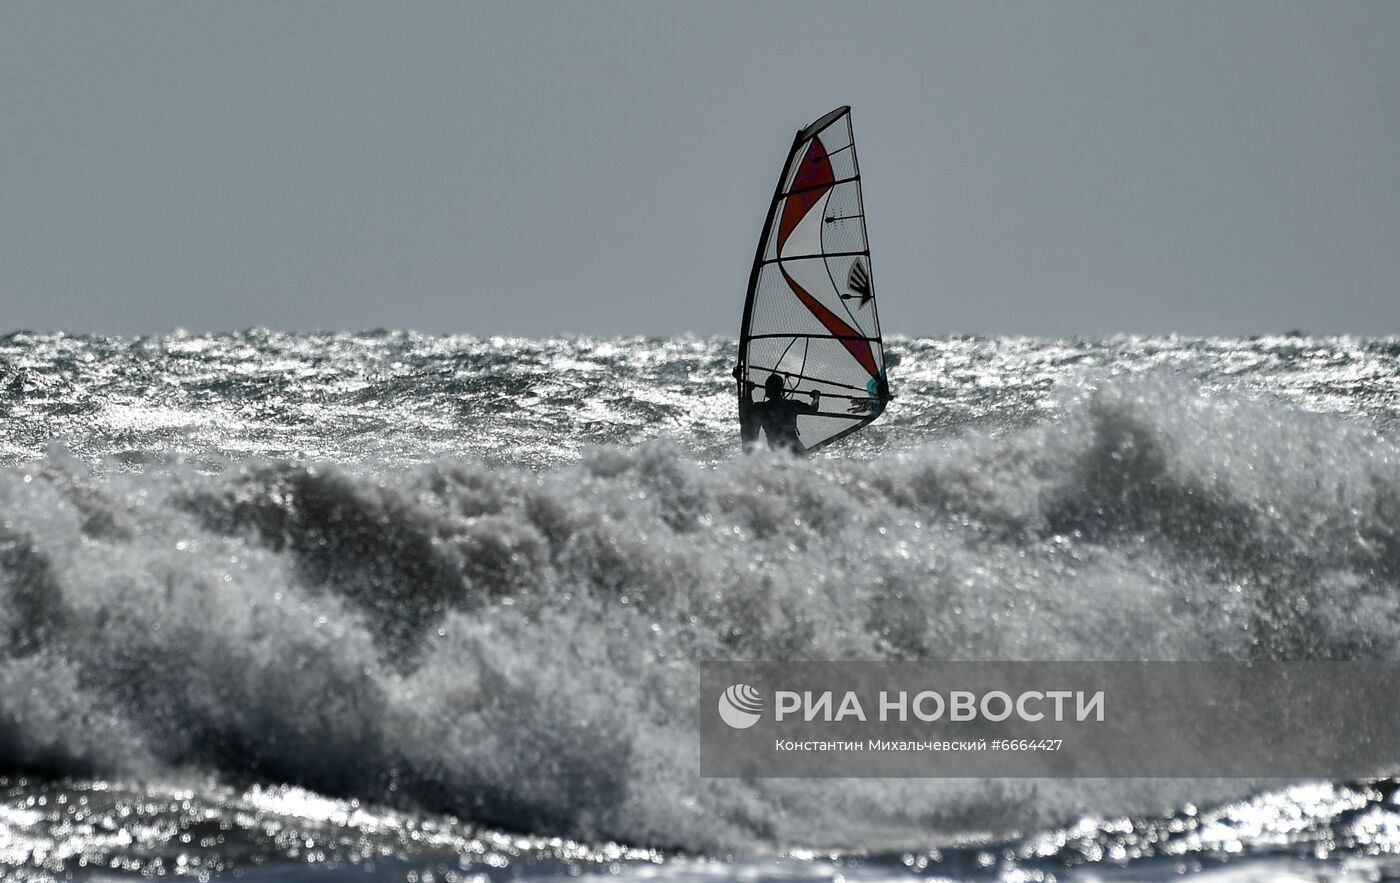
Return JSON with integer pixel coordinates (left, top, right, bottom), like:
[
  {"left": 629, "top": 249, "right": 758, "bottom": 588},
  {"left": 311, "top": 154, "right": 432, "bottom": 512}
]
[{"left": 795, "top": 389, "right": 821, "bottom": 414}]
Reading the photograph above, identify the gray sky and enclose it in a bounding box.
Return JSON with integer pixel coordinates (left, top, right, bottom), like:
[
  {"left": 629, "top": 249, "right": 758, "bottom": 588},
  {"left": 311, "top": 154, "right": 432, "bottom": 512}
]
[{"left": 3, "top": 1, "right": 1398, "bottom": 337}]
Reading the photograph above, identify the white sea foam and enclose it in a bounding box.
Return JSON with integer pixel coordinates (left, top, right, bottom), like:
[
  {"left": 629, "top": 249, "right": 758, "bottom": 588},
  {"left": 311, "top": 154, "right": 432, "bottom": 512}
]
[{"left": 3, "top": 370, "right": 1399, "bottom": 853}]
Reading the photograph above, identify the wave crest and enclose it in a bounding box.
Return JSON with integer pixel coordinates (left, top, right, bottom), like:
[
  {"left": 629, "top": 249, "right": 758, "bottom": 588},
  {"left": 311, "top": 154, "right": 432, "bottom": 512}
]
[{"left": 3, "top": 377, "right": 1399, "bottom": 850}]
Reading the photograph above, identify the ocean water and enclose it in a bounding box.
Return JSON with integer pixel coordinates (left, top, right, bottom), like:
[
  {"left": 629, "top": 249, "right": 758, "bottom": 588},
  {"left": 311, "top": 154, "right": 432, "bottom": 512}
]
[{"left": 3, "top": 330, "right": 1400, "bottom": 881}]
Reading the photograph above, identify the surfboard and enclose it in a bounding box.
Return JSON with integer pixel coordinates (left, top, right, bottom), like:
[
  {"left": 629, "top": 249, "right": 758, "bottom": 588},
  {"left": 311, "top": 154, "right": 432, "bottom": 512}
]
[{"left": 736, "top": 107, "right": 890, "bottom": 454}]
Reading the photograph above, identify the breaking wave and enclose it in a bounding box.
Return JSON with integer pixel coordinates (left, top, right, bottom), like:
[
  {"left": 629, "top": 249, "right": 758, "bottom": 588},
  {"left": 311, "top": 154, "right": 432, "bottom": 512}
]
[{"left": 2, "top": 376, "right": 1399, "bottom": 852}]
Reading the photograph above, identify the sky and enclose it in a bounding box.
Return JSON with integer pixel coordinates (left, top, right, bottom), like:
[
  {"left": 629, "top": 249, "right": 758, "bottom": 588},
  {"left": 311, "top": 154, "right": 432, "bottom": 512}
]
[{"left": 2, "top": 1, "right": 1398, "bottom": 337}]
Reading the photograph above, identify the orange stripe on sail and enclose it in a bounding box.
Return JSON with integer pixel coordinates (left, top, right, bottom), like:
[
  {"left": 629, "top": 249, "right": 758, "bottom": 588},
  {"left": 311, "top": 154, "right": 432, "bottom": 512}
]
[
  {"left": 776, "top": 137, "right": 834, "bottom": 251},
  {"left": 780, "top": 266, "right": 879, "bottom": 378}
]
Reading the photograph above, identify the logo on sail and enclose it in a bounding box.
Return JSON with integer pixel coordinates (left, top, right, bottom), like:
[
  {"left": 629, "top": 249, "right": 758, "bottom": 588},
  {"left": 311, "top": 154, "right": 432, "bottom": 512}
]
[{"left": 844, "top": 259, "right": 873, "bottom": 308}]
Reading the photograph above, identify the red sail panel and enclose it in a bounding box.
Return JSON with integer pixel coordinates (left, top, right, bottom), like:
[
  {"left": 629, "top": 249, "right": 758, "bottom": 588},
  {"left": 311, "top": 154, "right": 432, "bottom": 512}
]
[
  {"left": 776, "top": 137, "right": 834, "bottom": 251},
  {"left": 780, "top": 266, "right": 879, "bottom": 378}
]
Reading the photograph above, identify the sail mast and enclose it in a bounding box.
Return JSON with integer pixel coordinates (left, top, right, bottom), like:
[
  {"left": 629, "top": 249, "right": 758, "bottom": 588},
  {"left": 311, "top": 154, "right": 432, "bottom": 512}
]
[{"left": 737, "top": 128, "right": 804, "bottom": 387}]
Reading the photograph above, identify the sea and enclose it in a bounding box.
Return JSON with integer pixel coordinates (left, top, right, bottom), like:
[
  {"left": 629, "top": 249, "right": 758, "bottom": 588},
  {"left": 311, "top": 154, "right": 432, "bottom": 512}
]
[{"left": 3, "top": 330, "right": 1400, "bottom": 882}]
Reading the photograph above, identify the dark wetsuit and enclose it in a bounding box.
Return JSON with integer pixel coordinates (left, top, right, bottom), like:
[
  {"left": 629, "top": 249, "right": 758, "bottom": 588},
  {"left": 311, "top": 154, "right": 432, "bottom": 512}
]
[{"left": 739, "top": 387, "right": 820, "bottom": 453}]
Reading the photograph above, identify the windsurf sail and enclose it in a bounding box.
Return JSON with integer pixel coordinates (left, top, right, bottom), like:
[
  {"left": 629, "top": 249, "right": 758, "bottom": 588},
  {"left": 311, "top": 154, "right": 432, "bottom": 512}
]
[{"left": 736, "top": 106, "right": 890, "bottom": 454}]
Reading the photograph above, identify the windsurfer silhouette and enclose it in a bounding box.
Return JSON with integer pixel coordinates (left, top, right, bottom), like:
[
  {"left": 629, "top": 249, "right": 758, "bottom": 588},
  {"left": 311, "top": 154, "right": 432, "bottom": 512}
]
[{"left": 736, "top": 370, "right": 821, "bottom": 453}]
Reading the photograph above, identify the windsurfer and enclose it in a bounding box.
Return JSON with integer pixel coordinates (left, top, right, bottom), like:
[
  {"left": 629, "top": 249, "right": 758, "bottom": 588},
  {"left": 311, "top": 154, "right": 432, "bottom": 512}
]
[{"left": 735, "top": 369, "right": 821, "bottom": 453}]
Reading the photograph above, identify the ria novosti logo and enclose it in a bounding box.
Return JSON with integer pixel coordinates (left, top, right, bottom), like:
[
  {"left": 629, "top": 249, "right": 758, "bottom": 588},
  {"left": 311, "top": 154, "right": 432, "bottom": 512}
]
[{"left": 718, "top": 683, "right": 764, "bottom": 729}]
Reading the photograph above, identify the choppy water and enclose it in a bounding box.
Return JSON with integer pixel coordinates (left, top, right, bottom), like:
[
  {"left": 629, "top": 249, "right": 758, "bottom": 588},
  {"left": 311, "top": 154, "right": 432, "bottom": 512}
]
[{"left": 3, "top": 330, "right": 1400, "bottom": 881}]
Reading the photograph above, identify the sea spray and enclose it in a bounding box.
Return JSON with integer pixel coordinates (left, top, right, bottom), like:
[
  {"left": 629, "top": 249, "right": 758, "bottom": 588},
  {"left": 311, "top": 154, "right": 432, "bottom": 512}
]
[{"left": 3, "top": 362, "right": 1400, "bottom": 852}]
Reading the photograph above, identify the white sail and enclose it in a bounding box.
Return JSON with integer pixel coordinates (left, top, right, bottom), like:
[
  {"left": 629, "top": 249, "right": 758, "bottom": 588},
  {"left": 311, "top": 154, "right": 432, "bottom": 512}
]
[{"left": 737, "top": 107, "right": 889, "bottom": 453}]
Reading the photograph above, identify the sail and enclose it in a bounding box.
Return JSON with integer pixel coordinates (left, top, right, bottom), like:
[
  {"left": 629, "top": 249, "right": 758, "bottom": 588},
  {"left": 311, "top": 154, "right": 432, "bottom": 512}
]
[{"left": 737, "top": 106, "right": 889, "bottom": 453}]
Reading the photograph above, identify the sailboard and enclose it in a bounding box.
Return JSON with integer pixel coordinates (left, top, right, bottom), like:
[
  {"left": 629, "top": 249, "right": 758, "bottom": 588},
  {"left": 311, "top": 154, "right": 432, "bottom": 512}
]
[{"left": 736, "top": 106, "right": 890, "bottom": 454}]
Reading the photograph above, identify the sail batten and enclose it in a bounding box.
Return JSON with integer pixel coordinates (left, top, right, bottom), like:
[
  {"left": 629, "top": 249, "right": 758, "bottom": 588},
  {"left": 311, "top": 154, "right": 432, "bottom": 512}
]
[
  {"left": 782, "top": 175, "right": 861, "bottom": 199},
  {"left": 737, "top": 107, "right": 889, "bottom": 454}
]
